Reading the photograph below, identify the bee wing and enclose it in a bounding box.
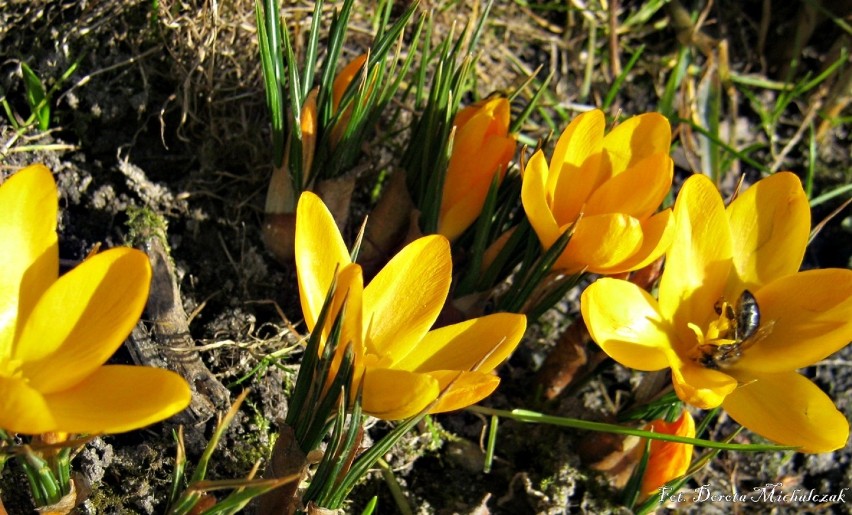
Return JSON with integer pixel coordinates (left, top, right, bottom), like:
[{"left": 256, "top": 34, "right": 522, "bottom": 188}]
[{"left": 739, "top": 320, "right": 776, "bottom": 351}]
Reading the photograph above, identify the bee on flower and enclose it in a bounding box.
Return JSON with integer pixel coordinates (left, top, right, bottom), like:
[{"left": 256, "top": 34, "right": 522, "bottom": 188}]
[{"left": 582, "top": 172, "right": 852, "bottom": 452}]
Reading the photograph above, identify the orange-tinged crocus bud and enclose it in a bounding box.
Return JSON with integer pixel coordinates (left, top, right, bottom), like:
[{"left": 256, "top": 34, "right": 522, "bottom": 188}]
[
  {"left": 438, "top": 96, "right": 516, "bottom": 241},
  {"left": 332, "top": 54, "right": 368, "bottom": 112},
  {"left": 265, "top": 88, "right": 319, "bottom": 217},
  {"left": 300, "top": 88, "right": 318, "bottom": 180},
  {"left": 330, "top": 54, "right": 368, "bottom": 148},
  {"left": 521, "top": 109, "right": 675, "bottom": 274},
  {"left": 640, "top": 410, "right": 695, "bottom": 497}
]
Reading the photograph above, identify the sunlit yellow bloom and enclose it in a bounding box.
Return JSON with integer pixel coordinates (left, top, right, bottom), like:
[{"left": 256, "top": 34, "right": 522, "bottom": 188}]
[
  {"left": 581, "top": 173, "right": 852, "bottom": 452},
  {"left": 640, "top": 410, "right": 694, "bottom": 497},
  {"left": 438, "top": 96, "right": 516, "bottom": 241},
  {"left": 295, "top": 191, "right": 526, "bottom": 420},
  {"left": 0, "top": 164, "right": 191, "bottom": 435},
  {"left": 521, "top": 109, "right": 675, "bottom": 274}
]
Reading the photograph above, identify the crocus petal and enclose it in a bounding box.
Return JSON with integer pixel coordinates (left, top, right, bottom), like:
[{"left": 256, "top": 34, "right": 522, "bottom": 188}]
[
  {"left": 481, "top": 227, "right": 515, "bottom": 274},
  {"left": 324, "top": 263, "right": 365, "bottom": 362},
  {"left": 441, "top": 130, "right": 502, "bottom": 205},
  {"left": 296, "top": 191, "right": 352, "bottom": 332},
  {"left": 0, "top": 164, "right": 58, "bottom": 360},
  {"left": 361, "top": 367, "right": 439, "bottom": 420},
  {"left": 363, "top": 235, "right": 451, "bottom": 357},
  {"left": 0, "top": 376, "right": 54, "bottom": 434},
  {"left": 732, "top": 269, "right": 852, "bottom": 373},
  {"left": 454, "top": 96, "right": 510, "bottom": 131},
  {"left": 722, "top": 371, "right": 849, "bottom": 452},
  {"left": 658, "top": 174, "right": 733, "bottom": 336},
  {"left": 299, "top": 89, "right": 318, "bottom": 184},
  {"left": 332, "top": 54, "right": 368, "bottom": 112},
  {"left": 437, "top": 197, "right": 483, "bottom": 242},
  {"left": 580, "top": 278, "right": 671, "bottom": 371},
  {"left": 592, "top": 209, "right": 674, "bottom": 275},
  {"left": 439, "top": 97, "right": 515, "bottom": 241},
  {"left": 521, "top": 150, "right": 561, "bottom": 248},
  {"left": 392, "top": 313, "right": 526, "bottom": 373},
  {"left": 670, "top": 358, "right": 737, "bottom": 409},
  {"left": 725, "top": 172, "right": 810, "bottom": 294},
  {"left": 556, "top": 213, "right": 643, "bottom": 274},
  {"left": 584, "top": 152, "right": 673, "bottom": 219},
  {"left": 548, "top": 110, "right": 605, "bottom": 223},
  {"left": 447, "top": 134, "right": 514, "bottom": 195},
  {"left": 439, "top": 136, "right": 515, "bottom": 241},
  {"left": 601, "top": 112, "right": 671, "bottom": 177},
  {"left": 17, "top": 248, "right": 151, "bottom": 394},
  {"left": 641, "top": 410, "right": 695, "bottom": 497},
  {"left": 453, "top": 100, "right": 482, "bottom": 128},
  {"left": 42, "top": 365, "right": 191, "bottom": 434},
  {"left": 425, "top": 370, "right": 501, "bottom": 414},
  {"left": 449, "top": 110, "right": 497, "bottom": 173}
]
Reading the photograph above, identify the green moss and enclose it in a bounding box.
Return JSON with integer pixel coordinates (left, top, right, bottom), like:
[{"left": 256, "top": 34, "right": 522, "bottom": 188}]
[{"left": 124, "top": 206, "right": 170, "bottom": 251}]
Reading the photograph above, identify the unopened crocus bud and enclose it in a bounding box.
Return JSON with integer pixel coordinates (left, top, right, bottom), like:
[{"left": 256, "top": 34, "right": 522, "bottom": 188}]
[
  {"left": 332, "top": 54, "right": 368, "bottom": 112},
  {"left": 300, "top": 88, "right": 318, "bottom": 182},
  {"left": 640, "top": 410, "right": 695, "bottom": 497},
  {"left": 263, "top": 88, "right": 320, "bottom": 263},
  {"left": 330, "top": 54, "right": 368, "bottom": 148},
  {"left": 438, "top": 96, "right": 515, "bottom": 241}
]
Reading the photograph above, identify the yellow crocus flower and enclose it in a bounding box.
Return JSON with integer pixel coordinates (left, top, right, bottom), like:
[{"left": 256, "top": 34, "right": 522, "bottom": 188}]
[
  {"left": 581, "top": 173, "right": 852, "bottom": 452},
  {"left": 0, "top": 164, "right": 190, "bottom": 434},
  {"left": 522, "top": 109, "right": 675, "bottom": 274},
  {"left": 438, "top": 96, "right": 516, "bottom": 241},
  {"left": 295, "top": 191, "right": 526, "bottom": 420}
]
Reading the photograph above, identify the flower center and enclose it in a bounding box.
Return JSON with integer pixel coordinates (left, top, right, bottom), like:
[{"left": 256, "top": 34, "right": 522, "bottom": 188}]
[
  {"left": 688, "top": 290, "right": 762, "bottom": 370},
  {"left": 706, "top": 299, "right": 738, "bottom": 343}
]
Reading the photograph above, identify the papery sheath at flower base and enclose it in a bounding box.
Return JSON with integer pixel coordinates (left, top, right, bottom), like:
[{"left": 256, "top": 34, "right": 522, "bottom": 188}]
[
  {"left": 295, "top": 191, "right": 526, "bottom": 420},
  {"left": 640, "top": 410, "right": 695, "bottom": 498},
  {"left": 438, "top": 96, "right": 516, "bottom": 241},
  {"left": 581, "top": 172, "right": 852, "bottom": 452},
  {"left": 0, "top": 164, "right": 191, "bottom": 435},
  {"left": 521, "top": 109, "right": 675, "bottom": 274}
]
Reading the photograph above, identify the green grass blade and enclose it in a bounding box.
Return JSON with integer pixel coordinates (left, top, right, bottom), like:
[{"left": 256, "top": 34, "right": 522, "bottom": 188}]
[
  {"left": 301, "top": 0, "right": 324, "bottom": 93},
  {"left": 510, "top": 71, "right": 552, "bottom": 134},
  {"left": 809, "top": 183, "right": 852, "bottom": 208},
  {"left": 659, "top": 45, "right": 689, "bottom": 121},
  {"left": 682, "top": 119, "right": 770, "bottom": 173},
  {"left": 602, "top": 44, "right": 646, "bottom": 110},
  {"left": 21, "top": 62, "right": 50, "bottom": 130},
  {"left": 256, "top": 0, "right": 285, "bottom": 167},
  {"left": 468, "top": 406, "right": 798, "bottom": 452}
]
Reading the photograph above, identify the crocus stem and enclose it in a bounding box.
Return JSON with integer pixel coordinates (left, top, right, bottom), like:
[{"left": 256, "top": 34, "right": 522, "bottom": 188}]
[{"left": 466, "top": 406, "right": 796, "bottom": 452}]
